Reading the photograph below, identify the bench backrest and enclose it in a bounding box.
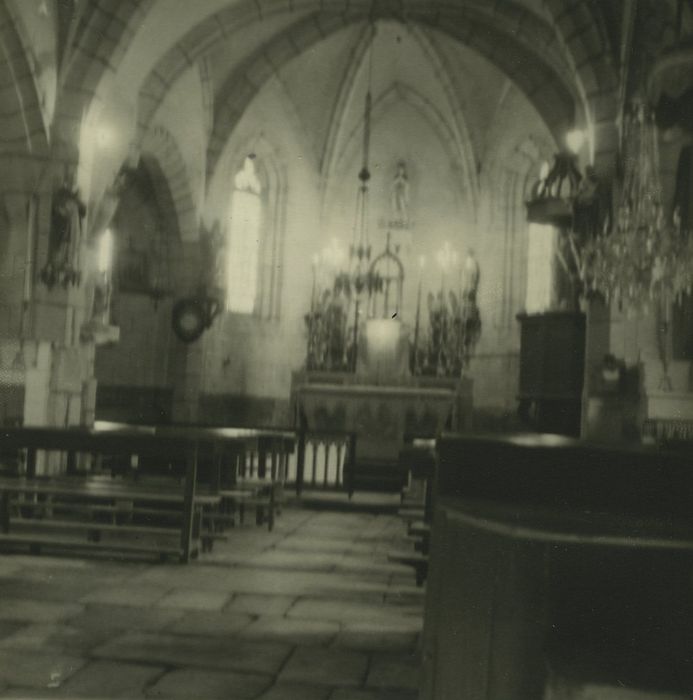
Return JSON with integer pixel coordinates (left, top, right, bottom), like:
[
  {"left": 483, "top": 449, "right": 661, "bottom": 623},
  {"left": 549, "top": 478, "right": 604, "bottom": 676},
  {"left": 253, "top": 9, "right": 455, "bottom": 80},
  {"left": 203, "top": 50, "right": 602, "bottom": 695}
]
[{"left": 436, "top": 433, "right": 693, "bottom": 521}]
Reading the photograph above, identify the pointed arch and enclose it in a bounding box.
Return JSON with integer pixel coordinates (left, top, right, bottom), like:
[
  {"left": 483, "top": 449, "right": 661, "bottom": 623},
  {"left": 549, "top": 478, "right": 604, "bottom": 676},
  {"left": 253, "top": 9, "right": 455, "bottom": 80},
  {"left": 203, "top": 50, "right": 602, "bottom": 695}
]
[
  {"left": 329, "top": 82, "right": 476, "bottom": 216},
  {"left": 140, "top": 125, "right": 198, "bottom": 241},
  {"left": 319, "top": 23, "right": 479, "bottom": 215},
  {"left": 0, "top": 2, "right": 49, "bottom": 157}
]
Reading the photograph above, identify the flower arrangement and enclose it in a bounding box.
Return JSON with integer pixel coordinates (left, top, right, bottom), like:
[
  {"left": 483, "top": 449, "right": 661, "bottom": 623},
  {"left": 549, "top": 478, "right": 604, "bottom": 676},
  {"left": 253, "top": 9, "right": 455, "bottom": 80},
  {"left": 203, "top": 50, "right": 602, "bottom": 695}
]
[{"left": 410, "top": 290, "right": 481, "bottom": 377}]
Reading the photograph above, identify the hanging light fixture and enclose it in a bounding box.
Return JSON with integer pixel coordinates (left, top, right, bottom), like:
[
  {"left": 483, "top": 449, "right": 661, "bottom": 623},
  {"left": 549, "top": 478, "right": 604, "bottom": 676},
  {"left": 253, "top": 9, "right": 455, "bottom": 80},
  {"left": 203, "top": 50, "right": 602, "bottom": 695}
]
[
  {"left": 525, "top": 146, "right": 583, "bottom": 227},
  {"left": 345, "top": 19, "right": 385, "bottom": 303},
  {"left": 583, "top": 100, "right": 693, "bottom": 312},
  {"left": 305, "top": 23, "right": 383, "bottom": 373}
]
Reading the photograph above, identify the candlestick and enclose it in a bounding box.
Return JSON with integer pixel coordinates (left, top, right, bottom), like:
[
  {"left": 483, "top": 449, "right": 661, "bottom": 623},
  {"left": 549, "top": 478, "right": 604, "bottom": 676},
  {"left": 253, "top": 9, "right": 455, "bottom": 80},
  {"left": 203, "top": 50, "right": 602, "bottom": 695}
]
[
  {"left": 310, "top": 254, "right": 319, "bottom": 313},
  {"left": 412, "top": 256, "right": 425, "bottom": 374}
]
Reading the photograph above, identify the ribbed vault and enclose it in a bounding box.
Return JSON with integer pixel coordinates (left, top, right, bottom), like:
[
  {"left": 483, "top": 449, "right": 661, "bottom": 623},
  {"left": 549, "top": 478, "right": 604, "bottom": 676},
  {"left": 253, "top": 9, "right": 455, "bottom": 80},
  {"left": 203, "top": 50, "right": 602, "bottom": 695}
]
[
  {"left": 0, "top": 2, "right": 49, "bottom": 157},
  {"left": 118, "top": 0, "right": 619, "bottom": 186}
]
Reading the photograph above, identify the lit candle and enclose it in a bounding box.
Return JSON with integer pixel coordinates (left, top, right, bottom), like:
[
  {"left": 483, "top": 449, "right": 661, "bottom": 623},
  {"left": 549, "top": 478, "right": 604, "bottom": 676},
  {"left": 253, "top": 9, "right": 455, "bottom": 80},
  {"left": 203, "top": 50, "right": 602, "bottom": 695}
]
[
  {"left": 413, "top": 256, "right": 426, "bottom": 372},
  {"left": 310, "top": 254, "right": 319, "bottom": 312}
]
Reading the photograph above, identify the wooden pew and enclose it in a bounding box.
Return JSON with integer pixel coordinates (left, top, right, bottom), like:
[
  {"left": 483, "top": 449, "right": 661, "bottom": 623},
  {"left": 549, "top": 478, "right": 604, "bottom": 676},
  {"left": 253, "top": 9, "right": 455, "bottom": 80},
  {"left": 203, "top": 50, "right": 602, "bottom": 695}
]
[
  {"left": 388, "top": 440, "right": 436, "bottom": 585},
  {"left": 0, "top": 427, "right": 225, "bottom": 562},
  {"left": 95, "top": 422, "right": 296, "bottom": 531},
  {"left": 160, "top": 427, "right": 295, "bottom": 532},
  {"left": 420, "top": 433, "right": 693, "bottom": 700}
]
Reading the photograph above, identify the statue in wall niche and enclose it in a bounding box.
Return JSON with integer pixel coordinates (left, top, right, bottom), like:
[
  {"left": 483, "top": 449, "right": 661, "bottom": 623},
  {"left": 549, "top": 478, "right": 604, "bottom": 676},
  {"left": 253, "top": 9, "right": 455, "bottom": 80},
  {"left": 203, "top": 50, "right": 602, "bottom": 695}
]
[
  {"left": 235, "top": 154, "right": 262, "bottom": 195},
  {"left": 199, "top": 219, "right": 226, "bottom": 295},
  {"left": 390, "top": 160, "right": 410, "bottom": 224},
  {"left": 40, "top": 179, "right": 87, "bottom": 289}
]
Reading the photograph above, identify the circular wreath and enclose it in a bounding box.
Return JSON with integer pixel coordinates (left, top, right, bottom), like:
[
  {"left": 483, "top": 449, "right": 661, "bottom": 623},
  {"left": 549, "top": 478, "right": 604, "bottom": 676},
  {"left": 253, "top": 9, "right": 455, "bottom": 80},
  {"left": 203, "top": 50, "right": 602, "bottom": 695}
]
[{"left": 171, "top": 298, "right": 207, "bottom": 343}]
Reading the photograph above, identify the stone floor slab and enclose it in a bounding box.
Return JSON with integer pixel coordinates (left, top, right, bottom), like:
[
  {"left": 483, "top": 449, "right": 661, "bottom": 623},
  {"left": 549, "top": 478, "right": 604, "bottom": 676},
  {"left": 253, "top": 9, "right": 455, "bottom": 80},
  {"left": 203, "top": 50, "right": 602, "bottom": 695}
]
[
  {"left": 0, "top": 577, "right": 101, "bottom": 603},
  {"left": 58, "top": 660, "right": 164, "bottom": 697},
  {"left": 366, "top": 653, "right": 421, "bottom": 690},
  {"left": 329, "top": 689, "right": 418, "bottom": 700},
  {"left": 0, "top": 650, "right": 85, "bottom": 688},
  {"left": 0, "top": 621, "right": 25, "bottom": 642},
  {"left": 0, "top": 623, "right": 110, "bottom": 655},
  {"left": 165, "top": 610, "right": 253, "bottom": 636},
  {"left": 6, "top": 556, "right": 89, "bottom": 570},
  {"left": 0, "top": 507, "right": 423, "bottom": 697},
  {"left": 146, "top": 668, "right": 270, "bottom": 699},
  {"left": 227, "top": 594, "right": 297, "bottom": 617},
  {"left": 287, "top": 599, "right": 421, "bottom": 628},
  {"left": 278, "top": 647, "right": 368, "bottom": 687},
  {"left": 257, "top": 683, "right": 331, "bottom": 700},
  {"left": 156, "top": 588, "right": 230, "bottom": 611},
  {"left": 68, "top": 604, "right": 184, "bottom": 633},
  {"left": 132, "top": 567, "right": 245, "bottom": 592},
  {"left": 276, "top": 538, "right": 374, "bottom": 556},
  {"left": 251, "top": 550, "right": 338, "bottom": 572},
  {"left": 93, "top": 631, "right": 292, "bottom": 675},
  {"left": 241, "top": 616, "right": 339, "bottom": 645},
  {"left": 0, "top": 560, "right": 22, "bottom": 577},
  {"left": 80, "top": 584, "right": 168, "bottom": 607},
  {"left": 332, "top": 629, "right": 418, "bottom": 653},
  {"left": 0, "top": 600, "right": 83, "bottom": 624}
]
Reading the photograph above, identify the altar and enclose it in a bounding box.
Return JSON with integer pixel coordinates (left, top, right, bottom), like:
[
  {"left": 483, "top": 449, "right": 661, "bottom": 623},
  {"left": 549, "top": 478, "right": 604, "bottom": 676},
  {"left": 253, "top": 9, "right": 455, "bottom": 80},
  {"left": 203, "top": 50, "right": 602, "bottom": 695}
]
[
  {"left": 292, "top": 316, "right": 473, "bottom": 492},
  {"left": 291, "top": 372, "right": 472, "bottom": 492}
]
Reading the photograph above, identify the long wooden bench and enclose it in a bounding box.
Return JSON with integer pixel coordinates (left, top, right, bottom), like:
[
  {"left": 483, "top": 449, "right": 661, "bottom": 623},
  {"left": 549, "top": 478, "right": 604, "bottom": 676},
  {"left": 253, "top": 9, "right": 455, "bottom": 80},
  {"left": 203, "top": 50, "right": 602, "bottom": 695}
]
[
  {"left": 0, "top": 427, "right": 228, "bottom": 562},
  {"left": 420, "top": 433, "right": 693, "bottom": 699},
  {"left": 94, "top": 422, "right": 296, "bottom": 532}
]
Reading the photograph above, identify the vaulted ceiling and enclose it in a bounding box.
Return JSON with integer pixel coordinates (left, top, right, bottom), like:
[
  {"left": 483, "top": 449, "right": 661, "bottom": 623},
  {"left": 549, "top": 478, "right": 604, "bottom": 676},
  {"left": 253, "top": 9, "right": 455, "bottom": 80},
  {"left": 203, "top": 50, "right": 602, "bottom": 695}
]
[
  {"left": 7, "top": 0, "right": 688, "bottom": 226},
  {"left": 3, "top": 0, "right": 623, "bottom": 159}
]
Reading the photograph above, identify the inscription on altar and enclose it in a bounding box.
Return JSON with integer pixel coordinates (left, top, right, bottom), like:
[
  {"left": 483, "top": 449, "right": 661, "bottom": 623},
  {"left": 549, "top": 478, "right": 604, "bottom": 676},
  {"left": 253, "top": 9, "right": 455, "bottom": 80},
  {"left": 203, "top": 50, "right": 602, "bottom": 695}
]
[{"left": 378, "top": 218, "right": 414, "bottom": 231}]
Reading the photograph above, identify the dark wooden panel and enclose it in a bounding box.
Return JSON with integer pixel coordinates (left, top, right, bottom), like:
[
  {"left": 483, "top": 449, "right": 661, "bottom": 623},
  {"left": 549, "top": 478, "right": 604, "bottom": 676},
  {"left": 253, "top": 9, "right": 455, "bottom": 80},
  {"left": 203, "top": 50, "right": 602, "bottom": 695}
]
[
  {"left": 421, "top": 434, "right": 693, "bottom": 699},
  {"left": 517, "top": 312, "right": 585, "bottom": 400},
  {"left": 96, "top": 385, "right": 173, "bottom": 424}
]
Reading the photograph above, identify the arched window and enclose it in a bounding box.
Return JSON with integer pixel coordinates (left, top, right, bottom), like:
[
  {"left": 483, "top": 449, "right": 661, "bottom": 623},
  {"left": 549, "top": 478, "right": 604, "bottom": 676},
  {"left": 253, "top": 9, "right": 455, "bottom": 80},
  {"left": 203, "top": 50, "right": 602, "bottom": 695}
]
[{"left": 226, "top": 156, "right": 263, "bottom": 313}]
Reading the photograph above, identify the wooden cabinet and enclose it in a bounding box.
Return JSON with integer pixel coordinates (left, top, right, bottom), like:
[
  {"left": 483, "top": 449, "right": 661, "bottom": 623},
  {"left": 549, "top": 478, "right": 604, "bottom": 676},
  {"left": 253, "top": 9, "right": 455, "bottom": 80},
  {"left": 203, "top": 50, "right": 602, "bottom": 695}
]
[{"left": 516, "top": 311, "right": 585, "bottom": 437}]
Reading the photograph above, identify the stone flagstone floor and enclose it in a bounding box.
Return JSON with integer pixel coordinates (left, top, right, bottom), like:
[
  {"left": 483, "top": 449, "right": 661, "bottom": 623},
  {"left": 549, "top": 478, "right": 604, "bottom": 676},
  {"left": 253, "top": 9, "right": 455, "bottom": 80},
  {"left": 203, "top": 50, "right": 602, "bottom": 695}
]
[{"left": 0, "top": 507, "right": 423, "bottom": 699}]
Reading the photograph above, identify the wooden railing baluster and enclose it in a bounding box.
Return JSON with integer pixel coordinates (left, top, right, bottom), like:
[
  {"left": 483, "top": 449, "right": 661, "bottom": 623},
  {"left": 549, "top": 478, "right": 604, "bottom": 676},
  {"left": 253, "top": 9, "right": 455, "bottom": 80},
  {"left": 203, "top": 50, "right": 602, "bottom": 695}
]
[
  {"left": 323, "top": 442, "right": 330, "bottom": 488},
  {"left": 336, "top": 443, "right": 343, "bottom": 486},
  {"left": 311, "top": 443, "right": 318, "bottom": 486}
]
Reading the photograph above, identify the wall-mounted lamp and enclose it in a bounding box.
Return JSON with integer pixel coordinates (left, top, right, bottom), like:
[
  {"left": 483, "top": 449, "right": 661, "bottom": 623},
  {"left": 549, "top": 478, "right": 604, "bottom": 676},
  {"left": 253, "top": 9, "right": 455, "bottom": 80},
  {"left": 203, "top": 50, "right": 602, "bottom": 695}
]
[
  {"left": 565, "top": 129, "right": 586, "bottom": 155},
  {"left": 526, "top": 145, "right": 583, "bottom": 227},
  {"left": 97, "top": 228, "right": 114, "bottom": 274}
]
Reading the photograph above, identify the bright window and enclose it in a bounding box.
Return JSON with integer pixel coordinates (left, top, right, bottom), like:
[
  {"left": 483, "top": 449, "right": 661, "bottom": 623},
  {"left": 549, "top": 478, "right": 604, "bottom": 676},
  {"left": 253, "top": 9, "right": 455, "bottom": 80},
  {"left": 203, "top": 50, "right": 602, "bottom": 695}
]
[
  {"left": 226, "top": 156, "right": 263, "bottom": 313},
  {"left": 525, "top": 222, "right": 557, "bottom": 313}
]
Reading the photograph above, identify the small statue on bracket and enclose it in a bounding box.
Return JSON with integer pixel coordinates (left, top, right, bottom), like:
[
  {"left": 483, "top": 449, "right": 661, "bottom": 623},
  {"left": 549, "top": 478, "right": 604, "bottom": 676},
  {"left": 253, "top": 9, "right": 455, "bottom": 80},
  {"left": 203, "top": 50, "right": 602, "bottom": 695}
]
[{"left": 40, "top": 175, "right": 87, "bottom": 289}]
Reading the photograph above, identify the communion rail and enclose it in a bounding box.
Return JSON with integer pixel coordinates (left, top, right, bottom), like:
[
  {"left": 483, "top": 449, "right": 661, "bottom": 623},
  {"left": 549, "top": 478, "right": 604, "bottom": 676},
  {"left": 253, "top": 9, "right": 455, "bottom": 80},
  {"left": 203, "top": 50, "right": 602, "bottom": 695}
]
[
  {"left": 87, "top": 422, "right": 356, "bottom": 496},
  {"left": 293, "top": 430, "right": 356, "bottom": 495}
]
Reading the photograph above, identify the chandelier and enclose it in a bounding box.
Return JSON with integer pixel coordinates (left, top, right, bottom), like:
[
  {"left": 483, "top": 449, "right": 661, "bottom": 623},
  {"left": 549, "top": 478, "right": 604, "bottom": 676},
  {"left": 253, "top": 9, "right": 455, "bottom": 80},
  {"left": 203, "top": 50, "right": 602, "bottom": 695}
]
[
  {"left": 583, "top": 101, "right": 693, "bottom": 313},
  {"left": 305, "top": 27, "right": 383, "bottom": 372}
]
